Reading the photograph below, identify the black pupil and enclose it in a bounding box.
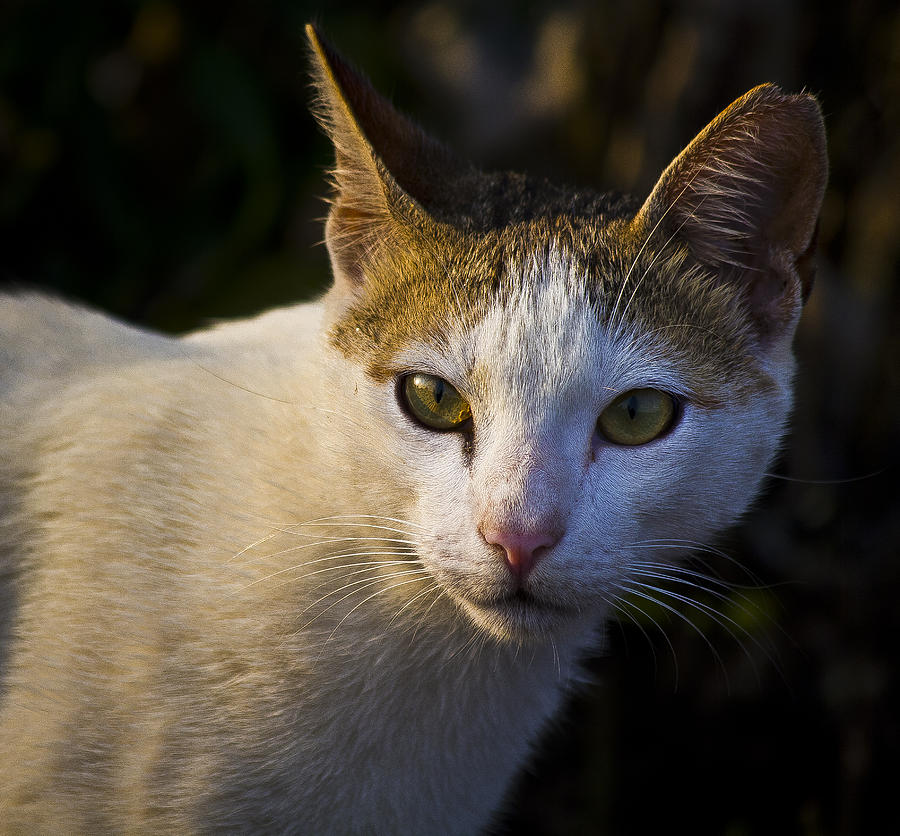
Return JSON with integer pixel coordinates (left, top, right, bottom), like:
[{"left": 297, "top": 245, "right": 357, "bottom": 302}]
[
  {"left": 434, "top": 379, "right": 445, "bottom": 404},
  {"left": 626, "top": 395, "right": 638, "bottom": 420}
]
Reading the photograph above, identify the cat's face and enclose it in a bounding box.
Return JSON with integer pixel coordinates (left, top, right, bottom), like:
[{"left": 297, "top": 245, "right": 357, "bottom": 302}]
[
  {"left": 306, "top": 27, "right": 826, "bottom": 643},
  {"left": 330, "top": 236, "right": 794, "bottom": 642}
]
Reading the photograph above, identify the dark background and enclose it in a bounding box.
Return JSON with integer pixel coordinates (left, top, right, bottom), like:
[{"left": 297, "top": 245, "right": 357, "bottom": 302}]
[{"left": 2, "top": 1, "right": 898, "bottom": 833}]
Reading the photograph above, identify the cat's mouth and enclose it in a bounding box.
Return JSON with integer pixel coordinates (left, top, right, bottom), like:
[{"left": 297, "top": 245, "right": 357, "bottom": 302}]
[
  {"left": 499, "top": 588, "right": 566, "bottom": 611},
  {"left": 461, "top": 587, "right": 579, "bottom": 639}
]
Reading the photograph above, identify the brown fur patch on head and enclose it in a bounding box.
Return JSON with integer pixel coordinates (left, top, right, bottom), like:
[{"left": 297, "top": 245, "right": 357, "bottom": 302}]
[
  {"left": 328, "top": 202, "right": 767, "bottom": 410},
  {"left": 327, "top": 199, "right": 636, "bottom": 382}
]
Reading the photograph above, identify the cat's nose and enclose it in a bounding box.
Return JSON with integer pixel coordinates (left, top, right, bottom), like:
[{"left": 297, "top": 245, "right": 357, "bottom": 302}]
[{"left": 481, "top": 526, "right": 561, "bottom": 581}]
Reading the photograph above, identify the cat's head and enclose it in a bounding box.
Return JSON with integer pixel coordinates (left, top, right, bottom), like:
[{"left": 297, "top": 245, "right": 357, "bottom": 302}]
[{"left": 306, "top": 25, "right": 827, "bottom": 643}]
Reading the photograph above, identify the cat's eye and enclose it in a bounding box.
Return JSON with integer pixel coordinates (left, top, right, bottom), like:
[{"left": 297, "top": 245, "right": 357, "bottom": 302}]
[
  {"left": 401, "top": 373, "right": 472, "bottom": 431},
  {"left": 597, "top": 388, "right": 677, "bottom": 446}
]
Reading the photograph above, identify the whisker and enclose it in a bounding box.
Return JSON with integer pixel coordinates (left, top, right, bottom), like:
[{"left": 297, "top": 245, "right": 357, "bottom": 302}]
[
  {"left": 191, "top": 361, "right": 298, "bottom": 405},
  {"left": 295, "top": 568, "right": 430, "bottom": 633},
  {"left": 411, "top": 587, "right": 450, "bottom": 644},
  {"left": 447, "top": 623, "right": 489, "bottom": 665},
  {"left": 549, "top": 634, "right": 561, "bottom": 681},
  {"left": 616, "top": 196, "right": 709, "bottom": 334},
  {"left": 606, "top": 592, "right": 676, "bottom": 688},
  {"left": 286, "top": 513, "right": 429, "bottom": 531},
  {"left": 630, "top": 560, "right": 789, "bottom": 606},
  {"left": 282, "top": 522, "right": 422, "bottom": 538},
  {"left": 615, "top": 581, "right": 730, "bottom": 691},
  {"left": 230, "top": 532, "right": 415, "bottom": 565},
  {"left": 631, "top": 561, "right": 753, "bottom": 594},
  {"left": 630, "top": 570, "right": 762, "bottom": 638},
  {"left": 629, "top": 560, "right": 796, "bottom": 654},
  {"left": 630, "top": 539, "right": 766, "bottom": 587},
  {"left": 229, "top": 529, "right": 285, "bottom": 563},
  {"left": 622, "top": 573, "right": 785, "bottom": 689},
  {"left": 235, "top": 552, "right": 418, "bottom": 593},
  {"left": 388, "top": 582, "right": 443, "bottom": 626},
  {"left": 242, "top": 537, "right": 417, "bottom": 565},
  {"left": 762, "top": 469, "right": 885, "bottom": 485},
  {"left": 315, "top": 575, "right": 433, "bottom": 662},
  {"left": 230, "top": 513, "right": 426, "bottom": 563},
  {"left": 642, "top": 321, "right": 730, "bottom": 343},
  {"left": 609, "top": 177, "right": 697, "bottom": 338}
]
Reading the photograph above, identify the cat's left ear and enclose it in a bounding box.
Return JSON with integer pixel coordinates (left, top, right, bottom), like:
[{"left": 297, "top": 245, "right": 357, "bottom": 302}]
[
  {"left": 634, "top": 84, "right": 827, "bottom": 342},
  {"left": 306, "top": 24, "right": 463, "bottom": 300}
]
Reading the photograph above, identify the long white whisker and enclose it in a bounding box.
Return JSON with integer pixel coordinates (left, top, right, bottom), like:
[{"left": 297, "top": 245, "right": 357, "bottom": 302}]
[
  {"left": 605, "top": 592, "right": 676, "bottom": 688},
  {"left": 389, "top": 582, "right": 443, "bottom": 626},
  {"left": 315, "top": 575, "right": 432, "bottom": 661},
  {"left": 302, "top": 562, "right": 424, "bottom": 596},
  {"left": 630, "top": 577, "right": 779, "bottom": 687},
  {"left": 630, "top": 571, "right": 756, "bottom": 631},
  {"left": 628, "top": 562, "right": 793, "bottom": 661},
  {"left": 230, "top": 513, "right": 426, "bottom": 563},
  {"left": 616, "top": 581, "right": 729, "bottom": 691},
  {"left": 230, "top": 530, "right": 417, "bottom": 565},
  {"left": 283, "top": 521, "right": 425, "bottom": 538},
  {"left": 447, "top": 624, "right": 488, "bottom": 665},
  {"left": 286, "top": 514, "right": 428, "bottom": 531},
  {"left": 630, "top": 564, "right": 751, "bottom": 602},
  {"left": 411, "top": 587, "right": 450, "bottom": 644},
  {"left": 629, "top": 561, "right": 788, "bottom": 615},
  {"left": 296, "top": 568, "right": 430, "bottom": 632},
  {"left": 245, "top": 537, "right": 417, "bottom": 565},
  {"left": 609, "top": 177, "right": 696, "bottom": 337},
  {"left": 616, "top": 196, "right": 710, "bottom": 334},
  {"left": 630, "top": 539, "right": 766, "bottom": 586},
  {"left": 762, "top": 469, "right": 884, "bottom": 485},
  {"left": 236, "top": 552, "right": 418, "bottom": 593}
]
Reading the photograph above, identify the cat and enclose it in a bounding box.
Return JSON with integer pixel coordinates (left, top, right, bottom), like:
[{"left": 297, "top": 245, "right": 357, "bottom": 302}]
[{"left": 0, "top": 23, "right": 826, "bottom": 835}]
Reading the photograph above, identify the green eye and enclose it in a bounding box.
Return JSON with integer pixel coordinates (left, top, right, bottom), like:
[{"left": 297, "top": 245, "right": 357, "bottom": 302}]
[
  {"left": 597, "top": 388, "right": 676, "bottom": 446},
  {"left": 401, "top": 373, "right": 472, "bottom": 431}
]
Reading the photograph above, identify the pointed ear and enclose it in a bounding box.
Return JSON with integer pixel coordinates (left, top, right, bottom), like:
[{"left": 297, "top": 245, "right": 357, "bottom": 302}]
[
  {"left": 305, "top": 24, "right": 461, "bottom": 295},
  {"left": 634, "top": 84, "right": 827, "bottom": 340}
]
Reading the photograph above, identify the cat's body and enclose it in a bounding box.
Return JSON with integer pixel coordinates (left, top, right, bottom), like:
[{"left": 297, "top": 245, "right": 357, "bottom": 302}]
[{"left": 0, "top": 26, "right": 826, "bottom": 834}]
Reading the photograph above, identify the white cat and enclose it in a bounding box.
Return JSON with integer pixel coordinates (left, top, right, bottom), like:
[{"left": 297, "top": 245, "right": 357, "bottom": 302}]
[{"left": 0, "top": 24, "right": 826, "bottom": 834}]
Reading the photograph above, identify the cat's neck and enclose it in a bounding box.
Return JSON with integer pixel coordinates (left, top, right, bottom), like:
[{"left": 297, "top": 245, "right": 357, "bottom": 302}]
[{"left": 266, "top": 571, "right": 588, "bottom": 833}]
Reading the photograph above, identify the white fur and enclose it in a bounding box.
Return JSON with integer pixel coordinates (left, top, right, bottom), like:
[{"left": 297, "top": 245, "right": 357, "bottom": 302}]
[{"left": 0, "top": 255, "right": 793, "bottom": 832}]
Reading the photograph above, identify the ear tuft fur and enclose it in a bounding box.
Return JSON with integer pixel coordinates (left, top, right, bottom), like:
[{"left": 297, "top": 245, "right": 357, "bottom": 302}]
[{"left": 635, "top": 84, "right": 828, "bottom": 341}]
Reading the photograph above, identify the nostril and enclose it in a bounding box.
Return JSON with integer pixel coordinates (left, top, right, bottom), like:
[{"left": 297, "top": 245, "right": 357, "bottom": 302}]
[{"left": 481, "top": 527, "right": 561, "bottom": 581}]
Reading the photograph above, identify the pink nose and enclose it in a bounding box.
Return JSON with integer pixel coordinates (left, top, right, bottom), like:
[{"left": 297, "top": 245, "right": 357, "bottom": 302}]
[{"left": 481, "top": 526, "right": 561, "bottom": 581}]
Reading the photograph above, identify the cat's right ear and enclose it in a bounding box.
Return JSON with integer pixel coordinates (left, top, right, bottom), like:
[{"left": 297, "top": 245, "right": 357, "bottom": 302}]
[{"left": 306, "top": 25, "right": 459, "bottom": 301}]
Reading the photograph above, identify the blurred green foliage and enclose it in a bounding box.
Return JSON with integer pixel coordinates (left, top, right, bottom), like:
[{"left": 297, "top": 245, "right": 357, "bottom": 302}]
[{"left": 2, "top": 1, "right": 898, "bottom": 834}]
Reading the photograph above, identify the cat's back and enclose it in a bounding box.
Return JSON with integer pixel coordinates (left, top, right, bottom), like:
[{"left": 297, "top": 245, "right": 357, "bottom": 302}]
[
  {"left": 0, "top": 291, "right": 325, "bottom": 431},
  {"left": 0, "top": 293, "right": 179, "bottom": 397}
]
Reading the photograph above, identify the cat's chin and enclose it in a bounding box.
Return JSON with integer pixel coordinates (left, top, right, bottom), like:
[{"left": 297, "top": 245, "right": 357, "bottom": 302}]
[{"left": 458, "top": 589, "right": 586, "bottom": 642}]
